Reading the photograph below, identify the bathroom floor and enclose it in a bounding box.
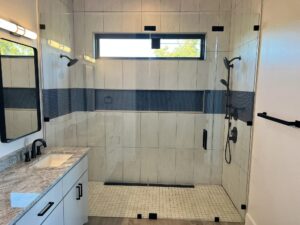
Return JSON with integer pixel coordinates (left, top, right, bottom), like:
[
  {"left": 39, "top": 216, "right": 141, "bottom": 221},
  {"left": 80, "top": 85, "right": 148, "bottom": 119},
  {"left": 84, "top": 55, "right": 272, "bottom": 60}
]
[
  {"left": 88, "top": 182, "right": 242, "bottom": 223},
  {"left": 88, "top": 217, "right": 244, "bottom": 225}
]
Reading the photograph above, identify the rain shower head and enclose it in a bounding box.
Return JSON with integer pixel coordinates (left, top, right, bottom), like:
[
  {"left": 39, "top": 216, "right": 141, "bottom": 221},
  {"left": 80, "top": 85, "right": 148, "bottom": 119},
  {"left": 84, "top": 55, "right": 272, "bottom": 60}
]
[
  {"left": 60, "top": 54, "right": 78, "bottom": 67},
  {"left": 223, "top": 56, "right": 242, "bottom": 70},
  {"left": 220, "top": 79, "right": 229, "bottom": 87}
]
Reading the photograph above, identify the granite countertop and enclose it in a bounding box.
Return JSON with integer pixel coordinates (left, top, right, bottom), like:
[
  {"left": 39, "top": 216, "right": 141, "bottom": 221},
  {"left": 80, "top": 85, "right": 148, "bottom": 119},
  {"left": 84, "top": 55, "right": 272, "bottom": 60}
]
[{"left": 0, "top": 147, "right": 89, "bottom": 225}]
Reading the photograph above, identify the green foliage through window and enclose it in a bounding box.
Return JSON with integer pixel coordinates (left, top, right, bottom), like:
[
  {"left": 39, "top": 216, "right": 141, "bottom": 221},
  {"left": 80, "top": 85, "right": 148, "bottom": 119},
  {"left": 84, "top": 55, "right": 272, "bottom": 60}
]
[{"left": 0, "top": 39, "right": 34, "bottom": 56}]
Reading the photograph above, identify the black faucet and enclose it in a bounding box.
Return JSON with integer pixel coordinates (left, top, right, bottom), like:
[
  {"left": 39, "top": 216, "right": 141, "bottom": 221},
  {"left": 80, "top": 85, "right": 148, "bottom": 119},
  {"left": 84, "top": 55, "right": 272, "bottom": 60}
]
[{"left": 31, "top": 139, "right": 47, "bottom": 158}]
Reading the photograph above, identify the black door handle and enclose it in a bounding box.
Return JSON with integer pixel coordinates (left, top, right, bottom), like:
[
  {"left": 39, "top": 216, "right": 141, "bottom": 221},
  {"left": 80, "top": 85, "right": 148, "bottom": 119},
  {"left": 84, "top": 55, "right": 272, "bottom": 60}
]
[
  {"left": 78, "top": 183, "right": 83, "bottom": 197},
  {"left": 37, "top": 202, "right": 54, "bottom": 216},
  {"left": 76, "top": 186, "right": 81, "bottom": 200}
]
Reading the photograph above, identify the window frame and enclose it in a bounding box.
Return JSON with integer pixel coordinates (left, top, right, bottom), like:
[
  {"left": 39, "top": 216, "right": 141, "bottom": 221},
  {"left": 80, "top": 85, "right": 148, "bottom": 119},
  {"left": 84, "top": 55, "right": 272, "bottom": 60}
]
[{"left": 94, "top": 33, "right": 206, "bottom": 60}]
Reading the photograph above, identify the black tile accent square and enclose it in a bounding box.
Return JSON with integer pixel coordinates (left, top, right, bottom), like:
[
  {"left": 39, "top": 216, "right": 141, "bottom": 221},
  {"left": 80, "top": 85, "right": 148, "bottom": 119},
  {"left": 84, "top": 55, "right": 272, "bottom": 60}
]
[
  {"left": 44, "top": 117, "right": 50, "bottom": 122},
  {"left": 40, "top": 24, "right": 46, "bottom": 30},
  {"left": 254, "top": 25, "right": 260, "bottom": 31},
  {"left": 214, "top": 217, "right": 220, "bottom": 222},
  {"left": 137, "top": 214, "right": 142, "bottom": 219},
  {"left": 149, "top": 213, "right": 157, "bottom": 220},
  {"left": 212, "top": 26, "right": 224, "bottom": 32},
  {"left": 152, "top": 38, "right": 161, "bottom": 49},
  {"left": 247, "top": 121, "right": 253, "bottom": 126},
  {"left": 241, "top": 204, "right": 247, "bottom": 210},
  {"left": 144, "top": 26, "right": 156, "bottom": 31}
]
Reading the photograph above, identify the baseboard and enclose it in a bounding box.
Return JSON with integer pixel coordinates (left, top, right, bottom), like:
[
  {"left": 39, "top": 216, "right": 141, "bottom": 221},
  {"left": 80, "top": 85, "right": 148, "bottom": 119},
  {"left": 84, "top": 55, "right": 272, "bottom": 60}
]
[{"left": 245, "top": 213, "right": 257, "bottom": 225}]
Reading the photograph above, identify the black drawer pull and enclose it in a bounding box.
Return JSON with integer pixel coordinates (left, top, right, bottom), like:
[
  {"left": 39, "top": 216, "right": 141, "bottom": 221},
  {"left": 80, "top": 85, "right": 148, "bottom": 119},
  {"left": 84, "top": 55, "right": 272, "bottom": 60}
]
[
  {"left": 37, "top": 202, "right": 54, "bottom": 216},
  {"left": 78, "top": 183, "right": 83, "bottom": 197},
  {"left": 76, "top": 186, "right": 81, "bottom": 200}
]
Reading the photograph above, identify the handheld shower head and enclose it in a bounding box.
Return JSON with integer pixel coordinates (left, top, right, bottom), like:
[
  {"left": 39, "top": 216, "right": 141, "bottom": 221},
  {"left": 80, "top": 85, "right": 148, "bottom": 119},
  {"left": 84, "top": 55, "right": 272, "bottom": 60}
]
[
  {"left": 60, "top": 54, "right": 78, "bottom": 67},
  {"left": 220, "top": 79, "right": 229, "bottom": 87}
]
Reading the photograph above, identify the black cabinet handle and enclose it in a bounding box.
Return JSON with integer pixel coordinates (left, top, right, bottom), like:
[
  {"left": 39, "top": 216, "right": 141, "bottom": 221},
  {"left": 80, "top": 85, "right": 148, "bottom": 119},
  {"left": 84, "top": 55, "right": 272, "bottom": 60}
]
[
  {"left": 76, "top": 186, "right": 81, "bottom": 200},
  {"left": 78, "top": 183, "right": 83, "bottom": 197},
  {"left": 37, "top": 202, "right": 54, "bottom": 216}
]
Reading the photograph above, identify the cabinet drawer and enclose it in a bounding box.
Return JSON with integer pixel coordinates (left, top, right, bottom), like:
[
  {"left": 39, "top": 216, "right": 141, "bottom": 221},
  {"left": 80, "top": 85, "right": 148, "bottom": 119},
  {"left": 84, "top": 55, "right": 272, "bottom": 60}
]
[
  {"left": 62, "top": 155, "right": 88, "bottom": 195},
  {"left": 15, "top": 180, "right": 63, "bottom": 225}
]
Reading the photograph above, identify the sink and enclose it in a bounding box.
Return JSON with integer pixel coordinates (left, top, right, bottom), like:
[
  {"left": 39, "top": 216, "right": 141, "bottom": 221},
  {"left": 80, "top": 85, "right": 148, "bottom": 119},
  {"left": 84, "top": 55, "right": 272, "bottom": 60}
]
[{"left": 32, "top": 154, "right": 72, "bottom": 169}]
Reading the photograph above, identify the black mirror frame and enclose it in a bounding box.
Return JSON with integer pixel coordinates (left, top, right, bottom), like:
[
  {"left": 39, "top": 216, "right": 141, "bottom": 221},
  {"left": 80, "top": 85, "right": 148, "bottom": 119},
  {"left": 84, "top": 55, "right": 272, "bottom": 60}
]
[{"left": 0, "top": 38, "right": 42, "bottom": 143}]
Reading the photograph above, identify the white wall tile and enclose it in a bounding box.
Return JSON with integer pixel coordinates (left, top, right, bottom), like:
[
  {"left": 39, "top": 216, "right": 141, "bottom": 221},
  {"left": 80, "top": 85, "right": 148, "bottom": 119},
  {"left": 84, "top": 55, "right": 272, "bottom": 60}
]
[
  {"left": 95, "top": 60, "right": 105, "bottom": 88},
  {"left": 159, "top": 113, "right": 177, "bottom": 148},
  {"left": 103, "top": 13, "right": 122, "bottom": 32},
  {"left": 76, "top": 112, "right": 88, "bottom": 147},
  {"left": 220, "top": 0, "right": 232, "bottom": 11},
  {"left": 194, "top": 114, "right": 207, "bottom": 149},
  {"left": 193, "top": 150, "right": 211, "bottom": 184},
  {"left": 140, "top": 148, "right": 158, "bottom": 183},
  {"left": 87, "top": 112, "right": 106, "bottom": 147},
  {"left": 159, "top": 61, "right": 178, "bottom": 90},
  {"left": 11, "top": 58, "right": 30, "bottom": 87},
  {"left": 123, "top": 0, "right": 142, "bottom": 11},
  {"left": 84, "top": 0, "right": 104, "bottom": 11},
  {"left": 141, "top": 113, "right": 159, "bottom": 148},
  {"left": 178, "top": 61, "right": 197, "bottom": 90},
  {"left": 175, "top": 149, "right": 194, "bottom": 184},
  {"left": 103, "top": 0, "right": 123, "bottom": 11},
  {"left": 105, "top": 147, "right": 123, "bottom": 182},
  {"left": 161, "top": 0, "right": 181, "bottom": 12},
  {"left": 199, "top": 0, "right": 220, "bottom": 11},
  {"left": 142, "top": 0, "right": 161, "bottom": 11},
  {"left": 1, "top": 58, "right": 11, "bottom": 87},
  {"left": 176, "top": 114, "right": 195, "bottom": 148},
  {"left": 158, "top": 149, "right": 176, "bottom": 184},
  {"left": 180, "top": 0, "right": 200, "bottom": 12},
  {"left": 137, "top": 61, "right": 160, "bottom": 89},
  {"left": 122, "top": 13, "right": 142, "bottom": 32},
  {"left": 122, "top": 112, "right": 141, "bottom": 147},
  {"left": 73, "top": 0, "right": 84, "bottom": 11},
  {"left": 161, "top": 13, "right": 180, "bottom": 32},
  {"left": 123, "top": 148, "right": 141, "bottom": 182},
  {"left": 105, "top": 112, "right": 123, "bottom": 148},
  {"left": 179, "top": 13, "right": 200, "bottom": 32},
  {"left": 103, "top": 60, "right": 123, "bottom": 89},
  {"left": 88, "top": 147, "right": 106, "bottom": 182}
]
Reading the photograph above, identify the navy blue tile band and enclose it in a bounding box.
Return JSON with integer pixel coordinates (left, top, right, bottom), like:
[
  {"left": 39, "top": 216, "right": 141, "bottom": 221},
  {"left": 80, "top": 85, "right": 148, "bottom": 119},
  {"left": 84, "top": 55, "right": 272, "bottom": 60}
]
[
  {"left": 43, "top": 89, "right": 254, "bottom": 123},
  {"left": 3, "top": 88, "right": 37, "bottom": 109}
]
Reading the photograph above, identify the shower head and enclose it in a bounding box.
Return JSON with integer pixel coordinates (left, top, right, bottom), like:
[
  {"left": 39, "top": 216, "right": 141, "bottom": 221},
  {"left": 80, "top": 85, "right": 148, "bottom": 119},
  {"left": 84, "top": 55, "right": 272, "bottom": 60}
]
[
  {"left": 224, "top": 56, "right": 242, "bottom": 70},
  {"left": 220, "top": 79, "right": 229, "bottom": 87},
  {"left": 60, "top": 54, "right": 78, "bottom": 67}
]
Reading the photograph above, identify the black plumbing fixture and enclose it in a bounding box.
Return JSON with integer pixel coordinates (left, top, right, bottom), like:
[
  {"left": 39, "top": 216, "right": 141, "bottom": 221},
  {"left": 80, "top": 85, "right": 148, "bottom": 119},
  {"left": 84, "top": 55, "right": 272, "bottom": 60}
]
[
  {"left": 220, "top": 56, "right": 241, "bottom": 164},
  {"left": 60, "top": 54, "right": 78, "bottom": 67},
  {"left": 31, "top": 139, "right": 47, "bottom": 158},
  {"left": 257, "top": 112, "right": 300, "bottom": 128}
]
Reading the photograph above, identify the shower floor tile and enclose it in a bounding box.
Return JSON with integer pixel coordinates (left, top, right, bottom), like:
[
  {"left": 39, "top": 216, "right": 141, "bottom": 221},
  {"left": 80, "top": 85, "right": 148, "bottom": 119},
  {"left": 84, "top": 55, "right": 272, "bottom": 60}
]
[{"left": 89, "top": 182, "right": 242, "bottom": 223}]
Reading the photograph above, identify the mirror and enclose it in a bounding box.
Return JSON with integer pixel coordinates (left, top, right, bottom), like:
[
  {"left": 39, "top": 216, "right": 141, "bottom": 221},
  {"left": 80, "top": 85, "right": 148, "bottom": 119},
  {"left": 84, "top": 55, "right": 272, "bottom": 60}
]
[{"left": 0, "top": 39, "right": 41, "bottom": 143}]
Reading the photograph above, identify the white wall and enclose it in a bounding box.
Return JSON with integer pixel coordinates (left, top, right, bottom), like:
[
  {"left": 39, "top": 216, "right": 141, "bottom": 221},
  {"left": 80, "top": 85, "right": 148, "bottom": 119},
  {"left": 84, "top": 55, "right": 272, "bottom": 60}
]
[
  {"left": 0, "top": 0, "right": 43, "bottom": 158},
  {"left": 246, "top": 0, "right": 300, "bottom": 225}
]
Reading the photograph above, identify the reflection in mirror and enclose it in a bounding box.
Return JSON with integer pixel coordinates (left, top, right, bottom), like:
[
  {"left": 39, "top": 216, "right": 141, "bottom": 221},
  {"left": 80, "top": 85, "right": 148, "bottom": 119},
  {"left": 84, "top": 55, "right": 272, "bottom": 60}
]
[{"left": 0, "top": 39, "right": 41, "bottom": 142}]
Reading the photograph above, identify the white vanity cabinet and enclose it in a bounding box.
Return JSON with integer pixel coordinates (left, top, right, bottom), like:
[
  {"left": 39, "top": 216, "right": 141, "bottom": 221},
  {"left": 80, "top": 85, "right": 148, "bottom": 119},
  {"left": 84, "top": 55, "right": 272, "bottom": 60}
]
[
  {"left": 15, "top": 156, "right": 88, "bottom": 225},
  {"left": 64, "top": 171, "right": 88, "bottom": 225}
]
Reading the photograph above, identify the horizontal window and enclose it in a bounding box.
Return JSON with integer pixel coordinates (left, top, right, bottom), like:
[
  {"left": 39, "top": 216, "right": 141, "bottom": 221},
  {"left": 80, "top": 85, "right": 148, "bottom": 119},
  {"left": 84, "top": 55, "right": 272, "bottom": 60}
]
[{"left": 95, "top": 33, "right": 205, "bottom": 60}]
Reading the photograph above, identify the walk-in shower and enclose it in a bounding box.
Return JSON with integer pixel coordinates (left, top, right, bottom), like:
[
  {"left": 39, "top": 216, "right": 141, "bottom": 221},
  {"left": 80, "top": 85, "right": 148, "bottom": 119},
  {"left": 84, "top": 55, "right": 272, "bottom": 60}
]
[{"left": 221, "top": 56, "right": 242, "bottom": 164}]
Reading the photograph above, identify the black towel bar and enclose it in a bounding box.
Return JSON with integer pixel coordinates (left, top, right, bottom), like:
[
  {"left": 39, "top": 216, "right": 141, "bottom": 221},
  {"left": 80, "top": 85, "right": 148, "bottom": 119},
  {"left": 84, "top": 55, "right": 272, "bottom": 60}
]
[{"left": 257, "top": 112, "right": 300, "bottom": 128}]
